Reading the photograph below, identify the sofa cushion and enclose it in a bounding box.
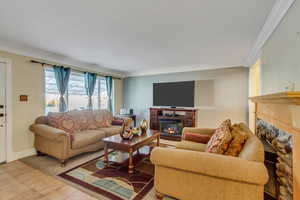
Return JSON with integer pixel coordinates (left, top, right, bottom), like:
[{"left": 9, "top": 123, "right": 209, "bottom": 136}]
[
  {"left": 98, "top": 125, "right": 123, "bottom": 137},
  {"left": 176, "top": 140, "right": 207, "bottom": 152},
  {"left": 93, "top": 110, "right": 113, "bottom": 128},
  {"left": 71, "top": 130, "right": 106, "bottom": 149},
  {"left": 48, "top": 112, "right": 80, "bottom": 134},
  {"left": 69, "top": 110, "right": 98, "bottom": 130},
  {"left": 205, "top": 119, "right": 232, "bottom": 154},
  {"left": 224, "top": 125, "right": 248, "bottom": 156},
  {"left": 184, "top": 132, "right": 211, "bottom": 144}
]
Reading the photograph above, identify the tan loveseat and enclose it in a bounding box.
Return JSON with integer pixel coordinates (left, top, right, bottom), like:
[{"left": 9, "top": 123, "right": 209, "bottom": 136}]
[
  {"left": 30, "top": 109, "right": 128, "bottom": 166},
  {"left": 151, "top": 123, "right": 268, "bottom": 200}
]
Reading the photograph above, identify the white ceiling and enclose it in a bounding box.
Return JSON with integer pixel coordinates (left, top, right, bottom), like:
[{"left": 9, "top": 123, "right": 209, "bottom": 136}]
[{"left": 0, "top": 0, "right": 276, "bottom": 76}]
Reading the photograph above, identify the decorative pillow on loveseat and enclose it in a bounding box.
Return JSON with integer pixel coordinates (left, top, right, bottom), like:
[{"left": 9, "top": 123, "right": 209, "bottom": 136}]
[
  {"left": 93, "top": 110, "right": 113, "bottom": 128},
  {"left": 47, "top": 112, "right": 81, "bottom": 134},
  {"left": 224, "top": 124, "right": 248, "bottom": 156},
  {"left": 184, "top": 132, "right": 211, "bottom": 144},
  {"left": 111, "top": 119, "right": 124, "bottom": 126},
  {"left": 205, "top": 119, "right": 232, "bottom": 154},
  {"left": 70, "top": 110, "right": 98, "bottom": 130}
]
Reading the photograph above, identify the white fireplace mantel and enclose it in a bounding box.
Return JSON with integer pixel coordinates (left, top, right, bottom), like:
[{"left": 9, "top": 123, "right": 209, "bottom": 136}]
[
  {"left": 250, "top": 91, "right": 300, "bottom": 134},
  {"left": 250, "top": 91, "right": 300, "bottom": 105}
]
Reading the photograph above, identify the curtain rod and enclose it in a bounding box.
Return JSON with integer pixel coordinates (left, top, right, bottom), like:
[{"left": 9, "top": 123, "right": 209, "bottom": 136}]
[{"left": 30, "top": 60, "right": 121, "bottom": 80}]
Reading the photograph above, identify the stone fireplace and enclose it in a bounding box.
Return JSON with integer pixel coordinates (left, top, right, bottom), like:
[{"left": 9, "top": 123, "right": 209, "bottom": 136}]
[
  {"left": 256, "top": 119, "right": 293, "bottom": 200},
  {"left": 250, "top": 92, "right": 300, "bottom": 200}
]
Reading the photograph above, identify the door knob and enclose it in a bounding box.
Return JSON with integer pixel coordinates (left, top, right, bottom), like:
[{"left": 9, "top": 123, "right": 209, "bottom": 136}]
[
  {"left": 0, "top": 125, "right": 3, "bottom": 127},
  {"left": 0, "top": 113, "right": 4, "bottom": 117},
  {"left": 0, "top": 105, "right": 3, "bottom": 109}
]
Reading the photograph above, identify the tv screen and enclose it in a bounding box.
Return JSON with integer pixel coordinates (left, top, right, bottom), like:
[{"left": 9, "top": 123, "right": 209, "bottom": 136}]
[{"left": 153, "top": 81, "right": 195, "bottom": 107}]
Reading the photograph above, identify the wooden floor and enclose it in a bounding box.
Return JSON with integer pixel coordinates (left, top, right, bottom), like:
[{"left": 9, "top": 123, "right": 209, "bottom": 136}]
[{"left": 0, "top": 161, "right": 96, "bottom": 200}]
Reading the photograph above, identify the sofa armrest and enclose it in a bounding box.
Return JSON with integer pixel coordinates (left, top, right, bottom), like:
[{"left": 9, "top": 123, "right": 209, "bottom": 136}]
[
  {"left": 30, "top": 124, "right": 69, "bottom": 142},
  {"left": 150, "top": 147, "right": 268, "bottom": 185},
  {"left": 182, "top": 127, "right": 215, "bottom": 139}
]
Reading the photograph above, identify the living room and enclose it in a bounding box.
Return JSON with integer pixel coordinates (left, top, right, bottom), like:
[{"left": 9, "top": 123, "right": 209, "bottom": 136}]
[{"left": 0, "top": 1, "right": 299, "bottom": 200}]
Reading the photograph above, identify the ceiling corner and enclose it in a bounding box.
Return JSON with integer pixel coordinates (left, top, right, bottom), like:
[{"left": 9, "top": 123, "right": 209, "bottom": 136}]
[{"left": 244, "top": 0, "right": 295, "bottom": 67}]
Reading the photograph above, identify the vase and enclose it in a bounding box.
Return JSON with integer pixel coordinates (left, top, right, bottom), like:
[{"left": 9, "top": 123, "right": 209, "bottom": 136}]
[{"left": 140, "top": 119, "right": 148, "bottom": 134}]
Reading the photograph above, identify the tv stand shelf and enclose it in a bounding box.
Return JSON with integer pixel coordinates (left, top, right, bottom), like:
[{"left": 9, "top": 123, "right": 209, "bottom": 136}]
[
  {"left": 149, "top": 107, "right": 198, "bottom": 133},
  {"left": 158, "top": 116, "right": 185, "bottom": 120}
]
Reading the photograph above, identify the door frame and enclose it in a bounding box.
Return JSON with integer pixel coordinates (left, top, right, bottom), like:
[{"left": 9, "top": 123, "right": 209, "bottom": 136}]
[
  {"left": 0, "top": 57, "right": 14, "bottom": 162},
  {"left": 248, "top": 59, "right": 261, "bottom": 132}
]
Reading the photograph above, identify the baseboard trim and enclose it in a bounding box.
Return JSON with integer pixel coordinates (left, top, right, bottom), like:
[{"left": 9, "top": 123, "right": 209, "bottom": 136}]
[{"left": 14, "top": 148, "right": 37, "bottom": 160}]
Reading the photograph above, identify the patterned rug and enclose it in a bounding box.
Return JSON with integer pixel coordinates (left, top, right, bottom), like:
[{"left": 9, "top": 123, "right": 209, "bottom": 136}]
[{"left": 59, "top": 149, "right": 154, "bottom": 200}]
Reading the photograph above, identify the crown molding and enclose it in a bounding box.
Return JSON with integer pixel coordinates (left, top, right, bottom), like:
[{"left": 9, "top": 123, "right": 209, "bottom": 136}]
[
  {"left": 0, "top": 39, "right": 126, "bottom": 78},
  {"left": 125, "top": 64, "right": 243, "bottom": 77},
  {"left": 245, "top": 0, "right": 295, "bottom": 67}
]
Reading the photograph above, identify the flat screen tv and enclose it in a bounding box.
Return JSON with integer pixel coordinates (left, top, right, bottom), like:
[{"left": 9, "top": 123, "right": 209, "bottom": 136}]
[{"left": 153, "top": 81, "right": 195, "bottom": 107}]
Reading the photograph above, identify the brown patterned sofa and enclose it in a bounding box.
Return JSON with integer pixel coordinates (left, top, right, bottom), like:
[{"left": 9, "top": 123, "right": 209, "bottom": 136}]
[
  {"left": 151, "top": 123, "right": 269, "bottom": 200},
  {"left": 30, "top": 109, "right": 130, "bottom": 166}
]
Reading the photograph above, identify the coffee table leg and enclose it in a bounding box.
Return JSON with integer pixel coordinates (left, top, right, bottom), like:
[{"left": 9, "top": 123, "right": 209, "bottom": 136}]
[
  {"left": 128, "top": 148, "right": 134, "bottom": 174},
  {"left": 157, "top": 136, "right": 160, "bottom": 147},
  {"left": 104, "top": 143, "right": 109, "bottom": 167}
]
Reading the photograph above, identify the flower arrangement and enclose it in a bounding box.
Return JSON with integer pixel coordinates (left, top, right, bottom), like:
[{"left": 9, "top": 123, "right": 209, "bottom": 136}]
[{"left": 120, "top": 126, "right": 142, "bottom": 140}]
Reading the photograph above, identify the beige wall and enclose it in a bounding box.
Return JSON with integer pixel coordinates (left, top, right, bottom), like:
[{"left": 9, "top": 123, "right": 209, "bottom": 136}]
[
  {"left": 0, "top": 50, "right": 124, "bottom": 155},
  {"left": 0, "top": 51, "right": 44, "bottom": 153},
  {"left": 261, "top": 1, "right": 300, "bottom": 94},
  {"left": 194, "top": 70, "right": 249, "bottom": 128},
  {"left": 124, "top": 67, "right": 249, "bottom": 128},
  {"left": 260, "top": 1, "right": 300, "bottom": 198}
]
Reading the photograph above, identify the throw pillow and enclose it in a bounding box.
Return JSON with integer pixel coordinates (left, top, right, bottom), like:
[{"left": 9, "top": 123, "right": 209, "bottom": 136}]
[
  {"left": 70, "top": 110, "right": 98, "bottom": 130},
  {"left": 112, "top": 119, "right": 124, "bottom": 126},
  {"left": 48, "top": 112, "right": 80, "bottom": 134},
  {"left": 93, "top": 109, "right": 113, "bottom": 128},
  {"left": 205, "top": 119, "right": 232, "bottom": 154},
  {"left": 224, "top": 124, "right": 248, "bottom": 156},
  {"left": 184, "top": 132, "right": 211, "bottom": 144}
]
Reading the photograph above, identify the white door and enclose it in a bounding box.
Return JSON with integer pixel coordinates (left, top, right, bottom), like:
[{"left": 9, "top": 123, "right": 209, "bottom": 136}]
[{"left": 0, "top": 62, "right": 6, "bottom": 163}]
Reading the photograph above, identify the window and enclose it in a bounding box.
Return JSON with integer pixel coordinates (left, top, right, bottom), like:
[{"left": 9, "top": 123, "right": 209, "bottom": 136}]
[
  {"left": 99, "top": 77, "right": 108, "bottom": 109},
  {"left": 45, "top": 68, "right": 60, "bottom": 113},
  {"left": 68, "top": 71, "right": 99, "bottom": 111},
  {"left": 44, "top": 67, "right": 111, "bottom": 113}
]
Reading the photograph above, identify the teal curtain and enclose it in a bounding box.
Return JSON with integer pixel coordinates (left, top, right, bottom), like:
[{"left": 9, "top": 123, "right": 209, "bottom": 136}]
[
  {"left": 53, "top": 66, "right": 71, "bottom": 112},
  {"left": 84, "top": 72, "right": 97, "bottom": 109},
  {"left": 105, "top": 76, "right": 113, "bottom": 112}
]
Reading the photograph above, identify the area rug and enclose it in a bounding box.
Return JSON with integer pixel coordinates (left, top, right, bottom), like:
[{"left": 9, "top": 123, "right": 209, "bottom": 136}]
[{"left": 59, "top": 150, "right": 154, "bottom": 200}]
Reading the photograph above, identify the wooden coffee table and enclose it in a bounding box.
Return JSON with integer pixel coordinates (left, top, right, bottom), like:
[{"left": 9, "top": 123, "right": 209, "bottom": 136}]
[{"left": 102, "top": 130, "right": 160, "bottom": 174}]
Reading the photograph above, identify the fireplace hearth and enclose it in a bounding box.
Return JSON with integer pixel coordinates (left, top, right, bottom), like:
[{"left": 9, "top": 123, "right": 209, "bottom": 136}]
[{"left": 256, "top": 119, "right": 293, "bottom": 200}]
